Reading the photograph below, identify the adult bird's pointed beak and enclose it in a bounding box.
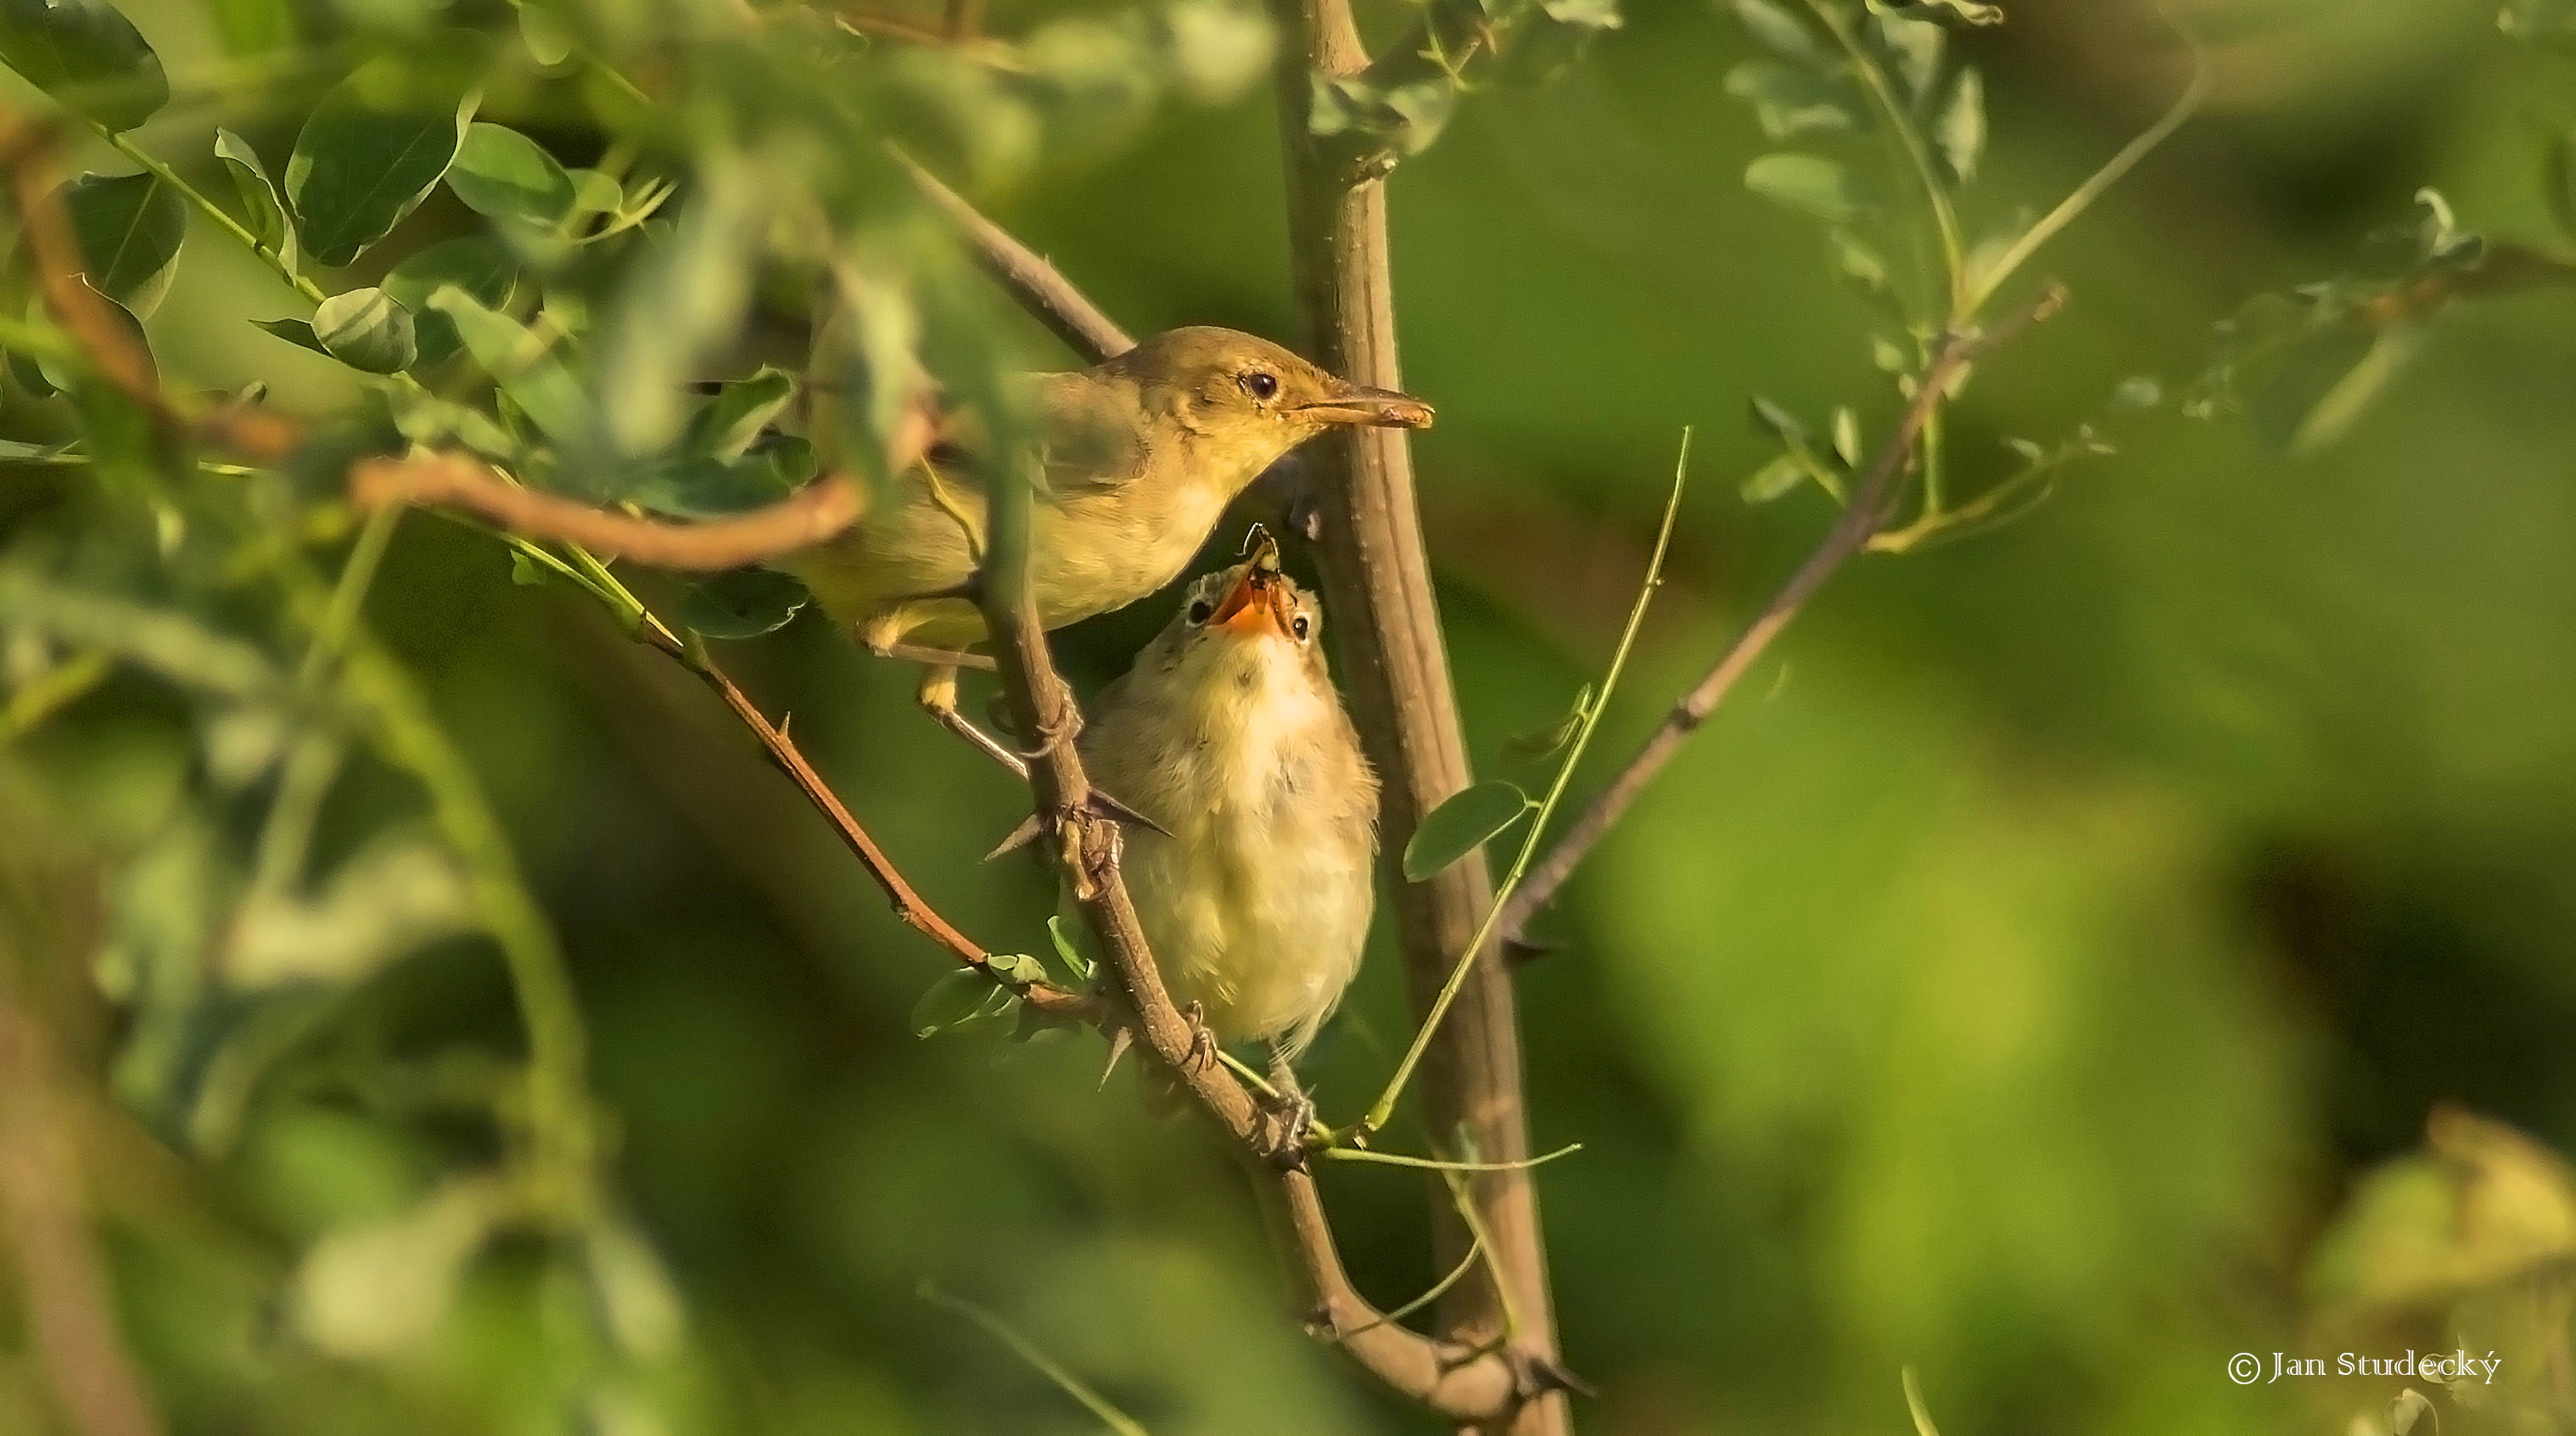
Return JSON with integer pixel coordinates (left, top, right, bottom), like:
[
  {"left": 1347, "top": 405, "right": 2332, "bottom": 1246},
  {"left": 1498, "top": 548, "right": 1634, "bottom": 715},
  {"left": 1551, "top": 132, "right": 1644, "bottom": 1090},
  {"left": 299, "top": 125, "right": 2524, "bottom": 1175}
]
[{"left": 1291, "top": 379, "right": 1435, "bottom": 429}]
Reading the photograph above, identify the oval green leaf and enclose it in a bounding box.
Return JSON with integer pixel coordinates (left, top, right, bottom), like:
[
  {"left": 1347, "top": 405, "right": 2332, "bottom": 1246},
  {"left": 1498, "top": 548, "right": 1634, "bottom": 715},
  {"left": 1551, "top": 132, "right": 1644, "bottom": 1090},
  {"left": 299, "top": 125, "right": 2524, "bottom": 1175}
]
[
  {"left": 62, "top": 171, "right": 185, "bottom": 317},
  {"left": 1935, "top": 65, "right": 1985, "bottom": 182},
  {"left": 446, "top": 122, "right": 574, "bottom": 228},
  {"left": 313, "top": 288, "right": 417, "bottom": 373},
  {"left": 286, "top": 56, "right": 479, "bottom": 267},
  {"left": 1744, "top": 152, "right": 1871, "bottom": 225},
  {"left": 0, "top": 0, "right": 169, "bottom": 132},
  {"left": 1403, "top": 778, "right": 1534, "bottom": 883}
]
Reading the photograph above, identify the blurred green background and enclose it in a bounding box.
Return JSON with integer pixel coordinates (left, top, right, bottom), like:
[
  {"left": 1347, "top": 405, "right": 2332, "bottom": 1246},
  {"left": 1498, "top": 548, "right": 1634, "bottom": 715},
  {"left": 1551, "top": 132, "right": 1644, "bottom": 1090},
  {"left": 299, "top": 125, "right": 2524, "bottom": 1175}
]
[{"left": 8, "top": 0, "right": 2576, "bottom": 1430}]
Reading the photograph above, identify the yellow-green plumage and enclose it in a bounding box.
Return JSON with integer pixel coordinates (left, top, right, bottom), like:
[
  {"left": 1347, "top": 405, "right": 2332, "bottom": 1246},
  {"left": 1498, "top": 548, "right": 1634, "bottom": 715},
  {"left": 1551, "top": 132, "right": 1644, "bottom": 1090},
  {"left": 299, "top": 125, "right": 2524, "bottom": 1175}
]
[
  {"left": 1075, "top": 560, "right": 1378, "bottom": 1058},
  {"left": 781, "top": 326, "right": 1431, "bottom": 653}
]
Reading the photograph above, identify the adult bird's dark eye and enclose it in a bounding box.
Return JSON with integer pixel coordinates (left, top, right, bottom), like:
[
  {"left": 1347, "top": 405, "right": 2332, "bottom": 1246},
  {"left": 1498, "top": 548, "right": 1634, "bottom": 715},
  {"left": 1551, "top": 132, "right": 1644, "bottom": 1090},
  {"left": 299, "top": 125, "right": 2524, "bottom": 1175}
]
[
  {"left": 1188, "top": 600, "right": 1214, "bottom": 625},
  {"left": 1241, "top": 371, "right": 1279, "bottom": 401},
  {"left": 1292, "top": 614, "right": 1310, "bottom": 640}
]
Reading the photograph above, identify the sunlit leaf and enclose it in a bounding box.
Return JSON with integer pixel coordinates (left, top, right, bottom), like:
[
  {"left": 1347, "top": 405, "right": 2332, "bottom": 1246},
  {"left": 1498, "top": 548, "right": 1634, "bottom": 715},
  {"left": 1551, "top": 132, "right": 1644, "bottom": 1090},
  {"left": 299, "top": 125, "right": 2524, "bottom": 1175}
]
[
  {"left": 594, "top": 162, "right": 764, "bottom": 463},
  {"left": 1831, "top": 406, "right": 1862, "bottom": 467},
  {"left": 445, "top": 122, "right": 574, "bottom": 228},
  {"left": 0, "top": 0, "right": 168, "bottom": 132},
  {"left": 229, "top": 834, "right": 473, "bottom": 985},
  {"left": 1935, "top": 65, "right": 1983, "bottom": 182},
  {"left": 1744, "top": 152, "right": 1872, "bottom": 224},
  {"left": 294, "top": 1177, "right": 502, "bottom": 1359},
  {"left": 1868, "top": 8, "right": 1943, "bottom": 99},
  {"left": 2108, "top": 375, "right": 2162, "bottom": 412},
  {"left": 1045, "top": 915, "right": 1093, "bottom": 983},
  {"left": 517, "top": 1, "right": 574, "bottom": 66},
  {"left": 311, "top": 288, "right": 417, "bottom": 373},
  {"left": 1403, "top": 778, "right": 1534, "bottom": 882},
  {"left": 286, "top": 53, "right": 481, "bottom": 267},
  {"left": 1741, "top": 452, "right": 1806, "bottom": 504},
  {"left": 62, "top": 171, "right": 185, "bottom": 317},
  {"left": 1867, "top": 0, "right": 2003, "bottom": 26},
  {"left": 678, "top": 569, "right": 809, "bottom": 639}
]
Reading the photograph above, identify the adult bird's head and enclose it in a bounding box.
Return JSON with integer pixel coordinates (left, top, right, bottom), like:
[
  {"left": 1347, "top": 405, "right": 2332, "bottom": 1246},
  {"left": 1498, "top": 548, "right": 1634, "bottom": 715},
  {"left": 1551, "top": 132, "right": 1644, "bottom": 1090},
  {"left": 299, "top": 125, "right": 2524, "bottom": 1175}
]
[{"left": 1104, "top": 326, "right": 1432, "bottom": 480}]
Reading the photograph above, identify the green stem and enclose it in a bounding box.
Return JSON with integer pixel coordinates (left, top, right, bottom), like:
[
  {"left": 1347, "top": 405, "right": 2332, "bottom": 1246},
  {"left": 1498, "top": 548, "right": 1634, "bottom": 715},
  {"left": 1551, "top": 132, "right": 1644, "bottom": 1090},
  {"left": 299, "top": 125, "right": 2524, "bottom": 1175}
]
[
  {"left": 1803, "top": 1, "right": 1965, "bottom": 321},
  {"left": 1959, "top": 21, "right": 2210, "bottom": 316},
  {"left": 1359, "top": 429, "right": 1694, "bottom": 1136},
  {"left": 919, "top": 1283, "right": 1148, "bottom": 1436},
  {"left": 94, "top": 125, "right": 329, "bottom": 307},
  {"left": 1323, "top": 1142, "right": 1582, "bottom": 1173},
  {"left": 0, "top": 649, "right": 111, "bottom": 743}
]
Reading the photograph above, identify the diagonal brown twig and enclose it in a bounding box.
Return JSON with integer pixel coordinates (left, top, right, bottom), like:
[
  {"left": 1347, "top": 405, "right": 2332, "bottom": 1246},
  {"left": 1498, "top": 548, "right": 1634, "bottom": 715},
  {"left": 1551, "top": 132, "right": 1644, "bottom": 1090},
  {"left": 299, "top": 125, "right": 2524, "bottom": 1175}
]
[{"left": 1497, "top": 283, "right": 2071, "bottom": 950}]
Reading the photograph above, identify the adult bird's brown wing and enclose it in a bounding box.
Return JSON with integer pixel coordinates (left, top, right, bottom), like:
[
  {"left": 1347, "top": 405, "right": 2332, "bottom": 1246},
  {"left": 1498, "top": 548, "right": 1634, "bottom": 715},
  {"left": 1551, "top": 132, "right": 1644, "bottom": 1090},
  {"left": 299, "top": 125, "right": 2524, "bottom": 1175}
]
[{"left": 918, "top": 370, "right": 1150, "bottom": 498}]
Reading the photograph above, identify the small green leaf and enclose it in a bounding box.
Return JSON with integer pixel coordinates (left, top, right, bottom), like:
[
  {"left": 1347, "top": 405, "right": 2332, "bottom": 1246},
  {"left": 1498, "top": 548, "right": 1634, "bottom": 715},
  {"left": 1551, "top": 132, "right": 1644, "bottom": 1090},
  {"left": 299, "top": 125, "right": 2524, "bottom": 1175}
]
[
  {"left": 1044, "top": 916, "right": 1093, "bottom": 983},
  {"left": 62, "top": 171, "right": 185, "bottom": 317},
  {"left": 312, "top": 288, "right": 417, "bottom": 373},
  {"left": 1868, "top": 8, "right": 1943, "bottom": 99},
  {"left": 1403, "top": 778, "right": 1534, "bottom": 882},
  {"left": 517, "top": 1, "right": 574, "bottom": 65},
  {"left": 1722, "top": 59, "right": 1855, "bottom": 138},
  {"left": 1867, "top": 0, "right": 2003, "bottom": 27},
  {"left": 678, "top": 569, "right": 809, "bottom": 639},
  {"left": 565, "top": 167, "right": 622, "bottom": 214},
  {"left": 680, "top": 367, "right": 797, "bottom": 460},
  {"left": 1500, "top": 683, "right": 1593, "bottom": 766},
  {"left": 1831, "top": 406, "right": 1862, "bottom": 468},
  {"left": 0, "top": 0, "right": 169, "bottom": 132},
  {"left": 446, "top": 122, "right": 574, "bottom": 228},
  {"left": 1740, "top": 452, "right": 1807, "bottom": 504},
  {"left": 1731, "top": 0, "right": 1824, "bottom": 65},
  {"left": 1828, "top": 228, "right": 1890, "bottom": 293},
  {"left": 1744, "top": 152, "right": 1871, "bottom": 224},
  {"left": 253, "top": 317, "right": 330, "bottom": 356},
  {"left": 382, "top": 235, "right": 515, "bottom": 367},
  {"left": 1750, "top": 394, "right": 1809, "bottom": 445},
  {"left": 1871, "top": 335, "right": 1909, "bottom": 373},
  {"left": 286, "top": 53, "right": 480, "bottom": 267},
  {"left": 427, "top": 284, "right": 584, "bottom": 444},
  {"left": 508, "top": 551, "right": 551, "bottom": 586},
  {"left": 215, "top": 129, "right": 294, "bottom": 266},
  {"left": 1935, "top": 65, "right": 1985, "bottom": 182},
  {"left": 2108, "top": 375, "right": 2162, "bottom": 412},
  {"left": 985, "top": 952, "right": 1048, "bottom": 986},
  {"left": 625, "top": 453, "right": 796, "bottom": 519},
  {"left": 910, "top": 968, "right": 1010, "bottom": 1038}
]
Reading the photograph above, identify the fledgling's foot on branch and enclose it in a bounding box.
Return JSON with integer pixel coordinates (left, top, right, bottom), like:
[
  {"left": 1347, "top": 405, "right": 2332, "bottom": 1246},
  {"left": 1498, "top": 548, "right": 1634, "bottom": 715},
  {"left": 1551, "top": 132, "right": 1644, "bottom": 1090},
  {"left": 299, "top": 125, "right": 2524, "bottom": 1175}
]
[{"left": 1179, "top": 1001, "right": 1218, "bottom": 1075}]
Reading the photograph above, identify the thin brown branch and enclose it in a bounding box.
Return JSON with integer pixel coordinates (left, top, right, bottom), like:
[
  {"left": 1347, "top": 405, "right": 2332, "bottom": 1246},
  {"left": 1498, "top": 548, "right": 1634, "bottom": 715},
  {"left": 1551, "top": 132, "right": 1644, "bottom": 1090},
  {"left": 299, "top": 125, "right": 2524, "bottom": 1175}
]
[
  {"left": 350, "top": 452, "right": 875, "bottom": 572},
  {"left": 975, "top": 480, "right": 1532, "bottom": 1423},
  {"left": 0, "top": 980, "right": 167, "bottom": 1436},
  {"left": 1272, "top": 0, "right": 1571, "bottom": 1427},
  {"left": 893, "top": 149, "right": 1134, "bottom": 363},
  {"left": 654, "top": 627, "right": 1103, "bottom": 1023},
  {"left": 1498, "top": 283, "right": 2070, "bottom": 948},
  {"left": 0, "top": 108, "right": 296, "bottom": 463}
]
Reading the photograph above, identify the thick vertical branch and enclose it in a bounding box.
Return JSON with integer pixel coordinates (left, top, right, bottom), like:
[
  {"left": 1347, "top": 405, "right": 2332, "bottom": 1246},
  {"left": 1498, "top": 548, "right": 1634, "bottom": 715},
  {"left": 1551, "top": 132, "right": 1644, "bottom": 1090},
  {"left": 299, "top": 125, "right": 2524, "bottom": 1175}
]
[{"left": 1270, "top": 8, "right": 1569, "bottom": 1431}]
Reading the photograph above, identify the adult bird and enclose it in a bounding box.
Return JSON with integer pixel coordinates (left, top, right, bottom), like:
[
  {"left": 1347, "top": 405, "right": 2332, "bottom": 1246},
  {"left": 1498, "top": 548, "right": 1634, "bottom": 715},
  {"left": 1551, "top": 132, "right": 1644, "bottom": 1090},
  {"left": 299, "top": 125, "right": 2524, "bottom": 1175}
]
[{"left": 783, "top": 326, "right": 1430, "bottom": 768}]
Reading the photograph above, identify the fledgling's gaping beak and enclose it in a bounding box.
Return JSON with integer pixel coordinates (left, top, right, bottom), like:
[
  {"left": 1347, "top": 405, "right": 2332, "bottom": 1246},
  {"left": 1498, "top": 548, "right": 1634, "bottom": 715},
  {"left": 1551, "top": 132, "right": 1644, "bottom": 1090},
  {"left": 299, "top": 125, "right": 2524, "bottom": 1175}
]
[
  {"left": 1207, "top": 564, "right": 1295, "bottom": 642},
  {"left": 1291, "top": 379, "right": 1435, "bottom": 430}
]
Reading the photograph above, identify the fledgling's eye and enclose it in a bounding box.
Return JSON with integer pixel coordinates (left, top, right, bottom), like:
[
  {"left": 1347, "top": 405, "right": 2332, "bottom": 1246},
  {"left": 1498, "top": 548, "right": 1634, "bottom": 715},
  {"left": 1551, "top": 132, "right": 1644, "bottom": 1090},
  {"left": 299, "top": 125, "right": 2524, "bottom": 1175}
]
[
  {"left": 1187, "top": 598, "right": 1214, "bottom": 625},
  {"left": 1291, "top": 614, "right": 1311, "bottom": 642},
  {"left": 1240, "top": 370, "right": 1280, "bottom": 401}
]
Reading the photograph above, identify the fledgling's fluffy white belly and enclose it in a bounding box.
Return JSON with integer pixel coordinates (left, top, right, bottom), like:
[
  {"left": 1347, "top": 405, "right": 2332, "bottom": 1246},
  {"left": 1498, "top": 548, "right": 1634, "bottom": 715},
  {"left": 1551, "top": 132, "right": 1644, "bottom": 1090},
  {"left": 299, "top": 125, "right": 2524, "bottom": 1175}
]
[{"left": 1123, "top": 811, "right": 1371, "bottom": 1055}]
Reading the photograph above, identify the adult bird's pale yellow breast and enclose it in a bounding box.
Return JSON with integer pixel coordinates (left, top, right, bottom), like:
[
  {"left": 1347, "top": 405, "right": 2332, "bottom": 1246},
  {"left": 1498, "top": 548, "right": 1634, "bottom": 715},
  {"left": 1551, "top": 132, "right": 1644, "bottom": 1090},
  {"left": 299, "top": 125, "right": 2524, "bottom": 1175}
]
[
  {"left": 1075, "top": 544, "right": 1379, "bottom": 1061},
  {"left": 781, "top": 326, "right": 1431, "bottom": 656}
]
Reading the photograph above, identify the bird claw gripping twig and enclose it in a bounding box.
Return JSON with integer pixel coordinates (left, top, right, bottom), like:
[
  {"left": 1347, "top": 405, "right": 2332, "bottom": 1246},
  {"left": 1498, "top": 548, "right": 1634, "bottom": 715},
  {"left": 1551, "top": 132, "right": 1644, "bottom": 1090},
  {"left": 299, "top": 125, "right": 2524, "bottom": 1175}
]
[{"left": 1179, "top": 1001, "right": 1218, "bottom": 1075}]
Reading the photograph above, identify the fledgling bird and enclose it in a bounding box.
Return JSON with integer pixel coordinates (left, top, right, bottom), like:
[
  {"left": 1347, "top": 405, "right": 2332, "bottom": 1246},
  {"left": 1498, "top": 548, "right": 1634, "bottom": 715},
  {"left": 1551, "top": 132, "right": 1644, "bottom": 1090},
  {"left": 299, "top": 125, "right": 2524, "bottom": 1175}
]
[
  {"left": 782, "top": 327, "right": 1428, "bottom": 767},
  {"left": 1072, "top": 537, "right": 1379, "bottom": 1071}
]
